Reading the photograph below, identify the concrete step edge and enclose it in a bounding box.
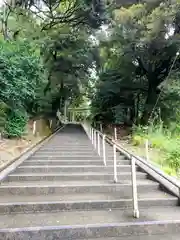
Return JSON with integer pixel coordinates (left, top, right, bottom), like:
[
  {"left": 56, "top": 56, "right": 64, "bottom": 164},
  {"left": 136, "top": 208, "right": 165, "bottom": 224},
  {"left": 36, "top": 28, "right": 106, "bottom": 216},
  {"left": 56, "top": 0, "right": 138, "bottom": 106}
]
[
  {"left": 0, "top": 197, "right": 177, "bottom": 205},
  {"left": 1, "top": 220, "right": 180, "bottom": 238},
  {"left": 0, "top": 182, "right": 159, "bottom": 188},
  {"left": 17, "top": 165, "right": 132, "bottom": 168},
  {"left": 8, "top": 172, "right": 145, "bottom": 177}
]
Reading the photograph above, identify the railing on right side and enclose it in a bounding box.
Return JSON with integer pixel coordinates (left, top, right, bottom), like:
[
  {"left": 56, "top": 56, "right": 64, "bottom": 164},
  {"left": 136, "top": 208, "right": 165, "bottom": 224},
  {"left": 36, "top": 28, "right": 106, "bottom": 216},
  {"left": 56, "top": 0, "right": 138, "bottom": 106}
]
[
  {"left": 112, "top": 140, "right": 180, "bottom": 199},
  {"left": 82, "top": 122, "right": 139, "bottom": 218},
  {"left": 82, "top": 122, "right": 180, "bottom": 219}
]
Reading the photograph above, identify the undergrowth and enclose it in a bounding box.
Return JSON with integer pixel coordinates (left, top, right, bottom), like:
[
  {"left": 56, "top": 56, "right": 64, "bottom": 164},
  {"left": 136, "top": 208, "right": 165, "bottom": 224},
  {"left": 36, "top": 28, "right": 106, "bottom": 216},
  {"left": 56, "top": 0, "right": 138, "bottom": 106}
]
[{"left": 132, "top": 122, "right": 180, "bottom": 178}]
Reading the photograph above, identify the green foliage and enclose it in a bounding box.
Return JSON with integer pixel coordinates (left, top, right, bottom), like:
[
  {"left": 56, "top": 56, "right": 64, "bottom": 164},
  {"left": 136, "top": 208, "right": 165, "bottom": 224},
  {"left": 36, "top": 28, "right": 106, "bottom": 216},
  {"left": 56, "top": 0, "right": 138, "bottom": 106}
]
[
  {"left": 0, "top": 39, "right": 44, "bottom": 110},
  {"left": 0, "top": 0, "right": 105, "bottom": 138},
  {"left": 7, "top": 0, "right": 107, "bottom": 31},
  {"left": 0, "top": 39, "right": 46, "bottom": 137},
  {"left": 162, "top": 166, "right": 176, "bottom": 177},
  {"left": 0, "top": 101, "right": 8, "bottom": 132},
  {"left": 132, "top": 135, "right": 144, "bottom": 146},
  {"left": 132, "top": 125, "right": 148, "bottom": 137},
  {"left": 42, "top": 26, "right": 99, "bottom": 114},
  {"left": 166, "top": 150, "right": 180, "bottom": 174},
  {"left": 92, "top": 0, "right": 180, "bottom": 126},
  {"left": 133, "top": 122, "right": 180, "bottom": 176},
  {"left": 4, "top": 109, "right": 28, "bottom": 138}
]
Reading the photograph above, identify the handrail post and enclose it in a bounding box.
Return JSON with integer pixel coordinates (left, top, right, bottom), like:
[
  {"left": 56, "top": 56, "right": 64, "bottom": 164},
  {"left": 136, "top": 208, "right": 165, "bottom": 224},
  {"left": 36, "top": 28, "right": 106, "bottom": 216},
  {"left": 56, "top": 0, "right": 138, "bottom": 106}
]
[
  {"left": 114, "top": 127, "right": 117, "bottom": 141},
  {"left": 89, "top": 126, "right": 92, "bottom": 140},
  {"left": 103, "top": 135, "right": 106, "bottom": 166},
  {"left": 145, "top": 139, "right": 149, "bottom": 162},
  {"left": 94, "top": 130, "right": 97, "bottom": 149},
  {"left": 91, "top": 128, "right": 94, "bottom": 144},
  {"left": 131, "top": 156, "right": 139, "bottom": 218},
  {"left": 97, "top": 132, "right": 100, "bottom": 156},
  {"left": 113, "top": 144, "right": 117, "bottom": 183}
]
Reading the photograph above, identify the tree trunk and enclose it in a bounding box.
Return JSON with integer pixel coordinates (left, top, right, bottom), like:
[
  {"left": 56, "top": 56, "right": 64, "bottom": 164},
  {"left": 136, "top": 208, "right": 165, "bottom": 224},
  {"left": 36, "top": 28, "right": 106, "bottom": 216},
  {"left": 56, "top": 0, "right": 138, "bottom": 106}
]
[
  {"left": 2, "top": 6, "right": 11, "bottom": 40},
  {"left": 135, "top": 93, "right": 140, "bottom": 125},
  {"left": 141, "top": 80, "right": 159, "bottom": 125},
  {"left": 129, "top": 102, "right": 136, "bottom": 126}
]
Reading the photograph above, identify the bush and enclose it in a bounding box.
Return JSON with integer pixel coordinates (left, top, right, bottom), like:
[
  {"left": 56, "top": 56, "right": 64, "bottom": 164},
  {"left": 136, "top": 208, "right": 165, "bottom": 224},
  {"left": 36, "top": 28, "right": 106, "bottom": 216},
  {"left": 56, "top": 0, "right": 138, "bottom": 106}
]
[
  {"left": 0, "top": 101, "right": 8, "bottom": 132},
  {"left": 132, "top": 123, "right": 180, "bottom": 177},
  {"left": 162, "top": 166, "right": 176, "bottom": 176},
  {"left": 0, "top": 39, "right": 44, "bottom": 113},
  {"left": 132, "top": 125, "right": 148, "bottom": 136},
  {"left": 150, "top": 134, "right": 168, "bottom": 149},
  {"left": 132, "top": 135, "right": 144, "bottom": 146},
  {"left": 4, "top": 109, "right": 28, "bottom": 138},
  {"left": 166, "top": 149, "right": 180, "bottom": 174}
]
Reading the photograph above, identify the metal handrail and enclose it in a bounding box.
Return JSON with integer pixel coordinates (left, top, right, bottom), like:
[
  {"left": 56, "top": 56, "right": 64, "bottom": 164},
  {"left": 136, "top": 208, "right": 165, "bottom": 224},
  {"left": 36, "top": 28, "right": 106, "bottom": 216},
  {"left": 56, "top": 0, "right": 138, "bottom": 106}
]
[
  {"left": 112, "top": 139, "right": 180, "bottom": 189},
  {"left": 82, "top": 122, "right": 180, "bottom": 218},
  {"left": 81, "top": 122, "right": 139, "bottom": 218},
  {"left": 103, "top": 133, "right": 180, "bottom": 193}
]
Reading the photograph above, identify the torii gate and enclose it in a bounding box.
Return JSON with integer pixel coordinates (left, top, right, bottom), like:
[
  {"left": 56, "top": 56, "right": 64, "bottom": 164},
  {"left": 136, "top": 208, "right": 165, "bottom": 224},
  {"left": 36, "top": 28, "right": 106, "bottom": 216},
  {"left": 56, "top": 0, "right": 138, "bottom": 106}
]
[
  {"left": 56, "top": 102, "right": 90, "bottom": 124},
  {"left": 66, "top": 107, "right": 90, "bottom": 123}
]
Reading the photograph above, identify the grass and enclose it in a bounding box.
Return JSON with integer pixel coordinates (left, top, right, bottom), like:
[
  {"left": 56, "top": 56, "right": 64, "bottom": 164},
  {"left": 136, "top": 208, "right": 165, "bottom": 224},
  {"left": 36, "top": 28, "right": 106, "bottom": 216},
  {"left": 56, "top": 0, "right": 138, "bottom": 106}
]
[{"left": 131, "top": 123, "right": 180, "bottom": 178}]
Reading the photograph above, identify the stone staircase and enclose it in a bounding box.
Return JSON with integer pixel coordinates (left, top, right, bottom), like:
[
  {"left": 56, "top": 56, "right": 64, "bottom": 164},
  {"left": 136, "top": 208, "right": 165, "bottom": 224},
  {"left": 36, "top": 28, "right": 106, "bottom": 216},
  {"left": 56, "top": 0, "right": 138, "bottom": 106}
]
[{"left": 0, "top": 124, "right": 180, "bottom": 239}]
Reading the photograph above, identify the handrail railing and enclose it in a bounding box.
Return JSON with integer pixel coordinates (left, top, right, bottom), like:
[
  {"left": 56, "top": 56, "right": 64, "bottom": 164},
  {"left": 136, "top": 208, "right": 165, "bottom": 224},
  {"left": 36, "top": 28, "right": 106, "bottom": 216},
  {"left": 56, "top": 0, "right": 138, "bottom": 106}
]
[
  {"left": 81, "top": 122, "right": 139, "bottom": 218},
  {"left": 104, "top": 134, "right": 180, "bottom": 195},
  {"left": 111, "top": 138, "right": 180, "bottom": 190},
  {"left": 82, "top": 122, "right": 180, "bottom": 219}
]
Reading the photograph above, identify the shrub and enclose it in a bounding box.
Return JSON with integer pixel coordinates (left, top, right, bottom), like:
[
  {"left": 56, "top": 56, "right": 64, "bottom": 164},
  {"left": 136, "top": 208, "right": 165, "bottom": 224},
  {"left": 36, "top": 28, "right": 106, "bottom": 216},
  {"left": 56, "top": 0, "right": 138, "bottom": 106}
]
[
  {"left": 132, "top": 125, "right": 148, "bottom": 136},
  {"left": 132, "top": 135, "right": 144, "bottom": 146},
  {"left": 162, "top": 166, "right": 176, "bottom": 176},
  {"left": 0, "top": 39, "right": 44, "bottom": 114},
  {"left": 132, "top": 123, "right": 180, "bottom": 177},
  {"left": 165, "top": 149, "right": 180, "bottom": 174},
  {"left": 0, "top": 101, "right": 8, "bottom": 132},
  {"left": 4, "top": 109, "right": 28, "bottom": 138}
]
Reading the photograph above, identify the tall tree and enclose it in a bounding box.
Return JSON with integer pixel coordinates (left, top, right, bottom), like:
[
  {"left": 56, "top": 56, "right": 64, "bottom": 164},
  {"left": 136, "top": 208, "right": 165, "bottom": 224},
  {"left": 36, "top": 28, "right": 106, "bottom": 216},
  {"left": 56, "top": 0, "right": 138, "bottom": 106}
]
[{"left": 92, "top": 1, "right": 180, "bottom": 125}]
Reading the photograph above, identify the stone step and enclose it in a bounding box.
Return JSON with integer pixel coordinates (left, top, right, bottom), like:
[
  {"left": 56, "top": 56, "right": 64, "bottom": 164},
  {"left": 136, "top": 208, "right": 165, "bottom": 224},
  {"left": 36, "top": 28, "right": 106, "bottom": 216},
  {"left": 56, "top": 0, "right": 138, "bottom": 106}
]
[
  {"left": 30, "top": 156, "right": 125, "bottom": 161},
  {"left": 22, "top": 160, "right": 104, "bottom": 166},
  {"left": 0, "top": 192, "right": 177, "bottom": 214},
  {"left": 32, "top": 151, "right": 121, "bottom": 156},
  {"left": 38, "top": 149, "right": 97, "bottom": 153},
  {"left": 0, "top": 180, "right": 159, "bottom": 196},
  {"left": 35, "top": 151, "right": 119, "bottom": 157},
  {"left": 21, "top": 160, "right": 130, "bottom": 166},
  {"left": 5, "top": 172, "right": 147, "bottom": 182},
  {"left": 35, "top": 151, "right": 99, "bottom": 155},
  {"left": 43, "top": 145, "right": 94, "bottom": 149},
  {"left": 40, "top": 146, "right": 95, "bottom": 150},
  {"left": 0, "top": 207, "right": 180, "bottom": 239},
  {"left": 85, "top": 235, "right": 180, "bottom": 240},
  {"left": 31, "top": 152, "right": 125, "bottom": 157},
  {"left": 29, "top": 156, "right": 102, "bottom": 161},
  {"left": 14, "top": 165, "right": 133, "bottom": 173},
  {"left": 32, "top": 152, "right": 100, "bottom": 156},
  {"left": 29, "top": 155, "right": 123, "bottom": 161}
]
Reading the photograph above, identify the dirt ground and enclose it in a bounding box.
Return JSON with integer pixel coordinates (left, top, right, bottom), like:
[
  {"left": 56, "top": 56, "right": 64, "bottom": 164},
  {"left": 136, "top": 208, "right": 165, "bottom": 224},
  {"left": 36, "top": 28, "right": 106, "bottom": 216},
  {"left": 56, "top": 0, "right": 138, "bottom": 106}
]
[{"left": 0, "top": 119, "right": 51, "bottom": 171}]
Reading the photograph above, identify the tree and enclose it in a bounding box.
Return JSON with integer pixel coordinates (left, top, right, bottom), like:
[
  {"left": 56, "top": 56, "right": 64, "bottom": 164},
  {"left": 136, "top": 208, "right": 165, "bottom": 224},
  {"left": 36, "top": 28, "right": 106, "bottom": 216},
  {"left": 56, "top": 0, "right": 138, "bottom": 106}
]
[
  {"left": 0, "top": 39, "right": 45, "bottom": 136},
  {"left": 92, "top": 1, "right": 180, "bottom": 126},
  {"left": 42, "top": 25, "right": 99, "bottom": 114},
  {"left": 2, "top": 0, "right": 107, "bottom": 32}
]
